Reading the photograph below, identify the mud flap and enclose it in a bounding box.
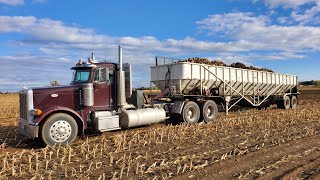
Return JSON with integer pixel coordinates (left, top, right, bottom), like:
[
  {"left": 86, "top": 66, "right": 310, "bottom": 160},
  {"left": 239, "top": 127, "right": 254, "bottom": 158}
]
[{"left": 171, "top": 101, "right": 185, "bottom": 114}]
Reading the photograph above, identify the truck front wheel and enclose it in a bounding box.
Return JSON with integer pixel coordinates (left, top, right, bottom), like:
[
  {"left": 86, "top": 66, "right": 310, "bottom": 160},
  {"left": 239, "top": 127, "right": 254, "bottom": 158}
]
[{"left": 40, "top": 113, "right": 78, "bottom": 146}]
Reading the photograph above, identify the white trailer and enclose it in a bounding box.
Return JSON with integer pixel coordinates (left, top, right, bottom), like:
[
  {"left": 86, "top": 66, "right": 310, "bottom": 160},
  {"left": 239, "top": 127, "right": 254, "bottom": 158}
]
[{"left": 151, "top": 57, "right": 299, "bottom": 123}]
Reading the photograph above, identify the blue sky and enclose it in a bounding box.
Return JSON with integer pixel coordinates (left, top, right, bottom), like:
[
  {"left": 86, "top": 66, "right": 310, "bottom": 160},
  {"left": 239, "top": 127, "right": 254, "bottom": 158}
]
[{"left": 0, "top": 0, "right": 320, "bottom": 91}]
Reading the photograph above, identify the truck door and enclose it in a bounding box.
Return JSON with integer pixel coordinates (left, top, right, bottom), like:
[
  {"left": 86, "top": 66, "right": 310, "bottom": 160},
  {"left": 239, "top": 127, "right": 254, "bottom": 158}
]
[{"left": 93, "top": 67, "right": 115, "bottom": 109}]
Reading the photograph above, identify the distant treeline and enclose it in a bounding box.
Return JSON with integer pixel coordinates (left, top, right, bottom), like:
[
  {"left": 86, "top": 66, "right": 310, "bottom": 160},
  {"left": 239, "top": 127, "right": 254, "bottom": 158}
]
[
  {"left": 300, "top": 80, "right": 320, "bottom": 86},
  {"left": 0, "top": 92, "right": 18, "bottom": 94}
]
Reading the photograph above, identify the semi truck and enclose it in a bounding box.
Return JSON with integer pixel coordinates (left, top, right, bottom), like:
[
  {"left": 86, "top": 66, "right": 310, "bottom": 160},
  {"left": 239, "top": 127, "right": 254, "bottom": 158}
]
[{"left": 18, "top": 46, "right": 299, "bottom": 146}]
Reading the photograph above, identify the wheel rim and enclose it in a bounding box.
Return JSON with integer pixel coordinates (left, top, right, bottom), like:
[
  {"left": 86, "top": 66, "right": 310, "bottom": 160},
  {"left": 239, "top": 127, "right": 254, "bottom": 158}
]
[
  {"left": 285, "top": 98, "right": 290, "bottom": 108},
  {"left": 187, "top": 106, "right": 196, "bottom": 121},
  {"left": 292, "top": 98, "right": 297, "bottom": 108},
  {"left": 206, "top": 105, "right": 215, "bottom": 118},
  {"left": 49, "top": 120, "right": 72, "bottom": 142}
]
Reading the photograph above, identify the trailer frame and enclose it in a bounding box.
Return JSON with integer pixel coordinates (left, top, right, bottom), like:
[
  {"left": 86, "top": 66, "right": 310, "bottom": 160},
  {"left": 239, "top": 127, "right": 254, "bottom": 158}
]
[{"left": 152, "top": 56, "right": 299, "bottom": 115}]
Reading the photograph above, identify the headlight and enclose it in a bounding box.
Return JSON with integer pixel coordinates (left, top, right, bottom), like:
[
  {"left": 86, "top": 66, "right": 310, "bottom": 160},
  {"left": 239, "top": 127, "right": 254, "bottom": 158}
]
[{"left": 30, "top": 109, "right": 42, "bottom": 116}]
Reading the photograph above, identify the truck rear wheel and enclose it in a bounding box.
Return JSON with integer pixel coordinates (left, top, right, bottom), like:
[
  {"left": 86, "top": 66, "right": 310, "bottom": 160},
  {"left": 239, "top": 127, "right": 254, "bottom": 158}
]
[
  {"left": 200, "top": 100, "right": 218, "bottom": 122},
  {"left": 291, "top": 95, "right": 298, "bottom": 109},
  {"left": 180, "top": 101, "right": 200, "bottom": 124},
  {"left": 40, "top": 113, "right": 78, "bottom": 146},
  {"left": 279, "top": 96, "right": 291, "bottom": 110}
]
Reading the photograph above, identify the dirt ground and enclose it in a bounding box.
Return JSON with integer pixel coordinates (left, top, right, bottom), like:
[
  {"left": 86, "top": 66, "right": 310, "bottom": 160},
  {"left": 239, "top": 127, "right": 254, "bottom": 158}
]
[{"left": 0, "top": 88, "right": 319, "bottom": 179}]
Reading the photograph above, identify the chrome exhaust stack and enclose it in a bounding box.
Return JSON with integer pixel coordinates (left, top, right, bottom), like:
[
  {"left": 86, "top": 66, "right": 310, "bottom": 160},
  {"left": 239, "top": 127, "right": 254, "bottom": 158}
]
[{"left": 117, "top": 46, "right": 127, "bottom": 108}]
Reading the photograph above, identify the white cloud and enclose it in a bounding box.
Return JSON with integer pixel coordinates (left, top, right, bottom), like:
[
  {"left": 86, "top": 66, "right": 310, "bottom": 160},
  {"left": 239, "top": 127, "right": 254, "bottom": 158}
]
[
  {"left": 0, "top": 0, "right": 47, "bottom": 6},
  {"left": 1, "top": 15, "right": 312, "bottom": 66},
  {"left": 256, "top": 52, "right": 305, "bottom": 60},
  {"left": 0, "top": 16, "right": 112, "bottom": 43},
  {"left": 0, "top": 0, "right": 24, "bottom": 6},
  {"left": 0, "top": 16, "right": 267, "bottom": 55},
  {"left": 216, "top": 51, "right": 305, "bottom": 62},
  {"left": 255, "top": 0, "right": 320, "bottom": 8},
  {"left": 277, "top": 17, "right": 290, "bottom": 24},
  {"left": 4, "top": 15, "right": 314, "bottom": 59},
  {"left": 0, "top": 54, "right": 74, "bottom": 91},
  {"left": 197, "top": 13, "right": 269, "bottom": 35},
  {"left": 197, "top": 12, "right": 320, "bottom": 52},
  {"left": 255, "top": 0, "right": 320, "bottom": 25},
  {"left": 290, "top": 4, "right": 320, "bottom": 25},
  {"left": 0, "top": 54, "right": 70, "bottom": 63},
  {"left": 0, "top": 15, "right": 314, "bottom": 91},
  {"left": 32, "top": 0, "right": 46, "bottom": 3}
]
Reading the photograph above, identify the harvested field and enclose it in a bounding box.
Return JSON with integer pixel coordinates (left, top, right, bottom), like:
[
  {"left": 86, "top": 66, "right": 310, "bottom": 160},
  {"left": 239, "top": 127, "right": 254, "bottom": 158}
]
[{"left": 0, "top": 88, "right": 319, "bottom": 179}]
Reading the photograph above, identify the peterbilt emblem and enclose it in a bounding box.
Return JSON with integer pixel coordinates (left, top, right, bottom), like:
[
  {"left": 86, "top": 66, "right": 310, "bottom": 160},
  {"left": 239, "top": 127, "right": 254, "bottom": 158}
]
[{"left": 51, "top": 94, "right": 59, "bottom": 98}]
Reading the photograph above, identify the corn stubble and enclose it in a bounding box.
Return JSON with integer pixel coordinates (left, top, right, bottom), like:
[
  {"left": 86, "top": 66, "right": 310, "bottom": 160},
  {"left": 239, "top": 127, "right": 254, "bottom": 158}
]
[{"left": 0, "top": 94, "right": 319, "bottom": 179}]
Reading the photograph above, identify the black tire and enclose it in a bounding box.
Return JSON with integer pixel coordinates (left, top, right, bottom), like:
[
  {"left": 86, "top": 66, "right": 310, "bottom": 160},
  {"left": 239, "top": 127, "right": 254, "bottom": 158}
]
[
  {"left": 200, "top": 100, "right": 218, "bottom": 122},
  {"left": 257, "top": 100, "right": 271, "bottom": 110},
  {"left": 40, "top": 113, "right": 78, "bottom": 146},
  {"left": 291, "top": 95, "right": 298, "bottom": 109},
  {"left": 279, "top": 96, "right": 291, "bottom": 110},
  {"left": 257, "top": 106, "right": 266, "bottom": 110},
  {"left": 181, "top": 101, "right": 200, "bottom": 124}
]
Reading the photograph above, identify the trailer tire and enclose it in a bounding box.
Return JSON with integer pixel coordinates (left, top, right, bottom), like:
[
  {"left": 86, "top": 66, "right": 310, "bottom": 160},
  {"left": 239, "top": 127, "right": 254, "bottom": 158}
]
[
  {"left": 279, "top": 96, "right": 291, "bottom": 110},
  {"left": 40, "top": 113, "right": 78, "bottom": 146},
  {"left": 181, "top": 101, "right": 200, "bottom": 124},
  {"left": 257, "top": 100, "right": 271, "bottom": 110},
  {"left": 200, "top": 100, "right": 218, "bottom": 122},
  {"left": 291, "top": 95, "right": 298, "bottom": 109}
]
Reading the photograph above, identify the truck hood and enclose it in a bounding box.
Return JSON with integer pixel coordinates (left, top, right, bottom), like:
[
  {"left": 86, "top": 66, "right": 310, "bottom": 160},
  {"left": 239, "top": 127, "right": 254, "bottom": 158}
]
[
  {"left": 32, "top": 85, "right": 81, "bottom": 111},
  {"left": 32, "top": 85, "right": 80, "bottom": 94}
]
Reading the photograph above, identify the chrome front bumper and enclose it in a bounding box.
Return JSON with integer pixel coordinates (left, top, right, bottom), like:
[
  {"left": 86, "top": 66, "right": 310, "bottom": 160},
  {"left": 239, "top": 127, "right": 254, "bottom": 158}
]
[{"left": 18, "top": 118, "right": 39, "bottom": 138}]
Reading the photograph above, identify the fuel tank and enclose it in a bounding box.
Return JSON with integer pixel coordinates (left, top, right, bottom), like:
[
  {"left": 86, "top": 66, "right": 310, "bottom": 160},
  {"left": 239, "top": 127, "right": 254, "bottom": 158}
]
[{"left": 120, "top": 108, "right": 166, "bottom": 128}]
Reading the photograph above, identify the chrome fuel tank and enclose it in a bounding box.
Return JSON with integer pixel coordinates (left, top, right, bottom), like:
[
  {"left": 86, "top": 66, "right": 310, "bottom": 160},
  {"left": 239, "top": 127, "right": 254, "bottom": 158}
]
[{"left": 120, "top": 108, "right": 166, "bottom": 128}]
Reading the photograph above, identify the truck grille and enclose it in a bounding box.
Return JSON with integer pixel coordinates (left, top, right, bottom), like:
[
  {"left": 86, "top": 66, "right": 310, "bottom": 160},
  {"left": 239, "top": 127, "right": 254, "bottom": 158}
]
[{"left": 19, "top": 93, "right": 28, "bottom": 120}]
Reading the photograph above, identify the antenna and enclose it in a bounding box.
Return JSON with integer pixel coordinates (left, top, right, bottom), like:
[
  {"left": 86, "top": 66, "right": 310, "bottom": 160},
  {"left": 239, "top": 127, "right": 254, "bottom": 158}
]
[
  {"left": 22, "top": 83, "right": 28, "bottom": 89},
  {"left": 91, "top": 53, "right": 95, "bottom": 61},
  {"left": 88, "top": 53, "right": 96, "bottom": 63}
]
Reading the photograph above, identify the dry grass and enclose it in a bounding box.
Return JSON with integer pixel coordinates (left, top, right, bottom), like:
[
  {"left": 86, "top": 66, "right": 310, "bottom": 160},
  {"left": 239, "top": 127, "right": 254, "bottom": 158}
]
[
  {"left": 0, "top": 93, "right": 319, "bottom": 179},
  {"left": 0, "top": 94, "right": 19, "bottom": 126},
  {"left": 299, "top": 86, "right": 320, "bottom": 91}
]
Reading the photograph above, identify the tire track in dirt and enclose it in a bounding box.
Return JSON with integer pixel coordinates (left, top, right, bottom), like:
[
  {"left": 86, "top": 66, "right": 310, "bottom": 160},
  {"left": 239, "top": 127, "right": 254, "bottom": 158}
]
[
  {"left": 255, "top": 148, "right": 320, "bottom": 179},
  {"left": 279, "top": 155, "right": 320, "bottom": 180},
  {"left": 174, "top": 134, "right": 320, "bottom": 180}
]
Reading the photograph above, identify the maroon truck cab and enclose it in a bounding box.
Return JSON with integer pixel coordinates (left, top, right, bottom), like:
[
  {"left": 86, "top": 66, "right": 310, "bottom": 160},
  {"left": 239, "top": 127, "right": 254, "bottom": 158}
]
[
  {"left": 18, "top": 47, "right": 167, "bottom": 146},
  {"left": 18, "top": 61, "right": 118, "bottom": 144}
]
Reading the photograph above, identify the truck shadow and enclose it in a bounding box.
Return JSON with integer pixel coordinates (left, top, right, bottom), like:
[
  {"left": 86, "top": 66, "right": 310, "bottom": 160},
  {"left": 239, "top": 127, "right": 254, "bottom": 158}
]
[{"left": 0, "top": 125, "right": 45, "bottom": 150}]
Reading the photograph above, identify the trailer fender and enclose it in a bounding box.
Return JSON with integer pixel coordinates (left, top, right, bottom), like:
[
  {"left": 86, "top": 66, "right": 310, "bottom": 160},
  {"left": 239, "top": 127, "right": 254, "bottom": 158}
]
[
  {"left": 171, "top": 101, "right": 185, "bottom": 114},
  {"left": 283, "top": 93, "right": 292, "bottom": 100},
  {"left": 35, "top": 107, "right": 84, "bottom": 131}
]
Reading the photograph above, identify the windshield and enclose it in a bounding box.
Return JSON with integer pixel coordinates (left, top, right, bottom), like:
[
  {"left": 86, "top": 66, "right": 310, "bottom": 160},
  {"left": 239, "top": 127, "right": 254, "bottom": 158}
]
[{"left": 72, "top": 69, "right": 91, "bottom": 83}]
